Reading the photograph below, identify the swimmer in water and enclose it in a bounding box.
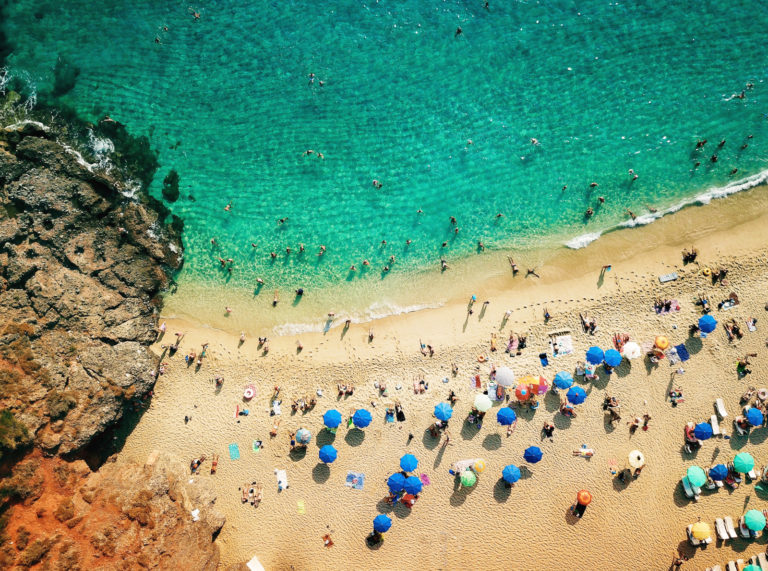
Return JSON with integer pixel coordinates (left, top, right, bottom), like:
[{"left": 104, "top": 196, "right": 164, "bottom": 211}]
[
  {"left": 417, "top": 209, "right": 423, "bottom": 214},
  {"left": 308, "top": 73, "right": 315, "bottom": 84},
  {"left": 224, "top": 201, "right": 232, "bottom": 211},
  {"left": 598, "top": 196, "right": 605, "bottom": 204},
  {"left": 646, "top": 205, "right": 658, "bottom": 213},
  {"left": 383, "top": 265, "right": 390, "bottom": 273},
  {"left": 718, "top": 139, "right": 726, "bottom": 148},
  {"left": 625, "top": 209, "right": 636, "bottom": 220},
  {"left": 730, "top": 168, "right": 738, "bottom": 175},
  {"left": 381, "top": 240, "right": 387, "bottom": 246},
  {"left": 441, "top": 241, "right": 447, "bottom": 248},
  {"left": 585, "top": 208, "right": 594, "bottom": 218},
  {"left": 303, "top": 149, "right": 314, "bottom": 156},
  {"left": 350, "top": 265, "right": 356, "bottom": 271},
  {"left": 299, "top": 244, "right": 305, "bottom": 252},
  {"left": 406, "top": 239, "right": 412, "bottom": 245},
  {"left": 318, "top": 245, "right": 326, "bottom": 256},
  {"left": 530, "top": 138, "right": 539, "bottom": 145},
  {"left": 257, "top": 278, "right": 264, "bottom": 285},
  {"left": 710, "top": 154, "right": 718, "bottom": 163},
  {"left": 589, "top": 182, "right": 598, "bottom": 188},
  {"left": 455, "top": 27, "right": 462, "bottom": 37},
  {"left": 741, "top": 143, "right": 748, "bottom": 150},
  {"left": 450, "top": 216, "right": 457, "bottom": 225},
  {"left": 286, "top": 247, "right": 291, "bottom": 254},
  {"left": 454, "top": 227, "right": 459, "bottom": 234},
  {"left": 211, "top": 238, "right": 217, "bottom": 246},
  {"left": 562, "top": 185, "right": 567, "bottom": 191},
  {"left": 363, "top": 260, "right": 370, "bottom": 266},
  {"left": 478, "top": 241, "right": 485, "bottom": 251},
  {"left": 278, "top": 217, "right": 288, "bottom": 224},
  {"left": 270, "top": 252, "right": 277, "bottom": 259},
  {"left": 496, "top": 213, "right": 504, "bottom": 218},
  {"left": 251, "top": 243, "right": 257, "bottom": 248}
]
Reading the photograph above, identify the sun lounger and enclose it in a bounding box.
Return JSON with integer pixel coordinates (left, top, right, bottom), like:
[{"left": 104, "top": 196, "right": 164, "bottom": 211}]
[
  {"left": 710, "top": 566, "right": 721, "bottom": 571},
  {"left": 748, "top": 467, "right": 759, "bottom": 480},
  {"left": 757, "top": 552, "right": 768, "bottom": 570},
  {"left": 716, "top": 398, "right": 728, "bottom": 418},
  {"left": 274, "top": 469, "right": 288, "bottom": 491},
  {"left": 716, "top": 518, "right": 729, "bottom": 540},
  {"left": 682, "top": 476, "right": 701, "bottom": 500},
  {"left": 738, "top": 517, "right": 753, "bottom": 539},
  {"left": 724, "top": 516, "right": 738, "bottom": 539},
  {"left": 687, "top": 524, "right": 701, "bottom": 546},
  {"left": 711, "top": 415, "right": 721, "bottom": 436},
  {"left": 659, "top": 272, "right": 678, "bottom": 283},
  {"left": 727, "top": 562, "right": 738, "bottom": 571},
  {"left": 737, "top": 560, "right": 745, "bottom": 570}
]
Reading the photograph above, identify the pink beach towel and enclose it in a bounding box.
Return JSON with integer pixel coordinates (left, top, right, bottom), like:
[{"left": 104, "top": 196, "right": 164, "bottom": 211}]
[{"left": 420, "top": 474, "right": 431, "bottom": 486}]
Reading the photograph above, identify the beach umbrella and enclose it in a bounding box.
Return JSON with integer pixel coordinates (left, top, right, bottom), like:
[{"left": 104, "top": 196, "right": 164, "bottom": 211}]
[
  {"left": 586, "top": 346, "right": 604, "bottom": 365},
  {"left": 474, "top": 393, "right": 492, "bottom": 412},
  {"left": 323, "top": 409, "right": 342, "bottom": 429},
  {"left": 577, "top": 490, "right": 592, "bottom": 506},
  {"left": 604, "top": 349, "right": 622, "bottom": 368},
  {"left": 733, "top": 452, "right": 755, "bottom": 473},
  {"left": 523, "top": 446, "right": 543, "bottom": 464},
  {"left": 687, "top": 466, "right": 707, "bottom": 488},
  {"left": 553, "top": 371, "right": 574, "bottom": 390},
  {"left": 628, "top": 450, "right": 645, "bottom": 469},
  {"left": 744, "top": 509, "right": 766, "bottom": 531},
  {"left": 387, "top": 472, "right": 406, "bottom": 492},
  {"left": 502, "top": 465, "right": 521, "bottom": 484},
  {"left": 400, "top": 454, "right": 418, "bottom": 473},
  {"left": 473, "top": 459, "right": 486, "bottom": 473},
  {"left": 698, "top": 314, "right": 717, "bottom": 337},
  {"left": 318, "top": 445, "right": 337, "bottom": 464},
  {"left": 434, "top": 402, "right": 453, "bottom": 421},
  {"left": 496, "top": 407, "right": 517, "bottom": 426},
  {"left": 621, "top": 341, "right": 642, "bottom": 360},
  {"left": 403, "top": 476, "right": 422, "bottom": 495},
  {"left": 744, "top": 566, "right": 762, "bottom": 571},
  {"left": 566, "top": 386, "right": 587, "bottom": 405},
  {"left": 373, "top": 514, "right": 392, "bottom": 533},
  {"left": 693, "top": 422, "right": 713, "bottom": 441},
  {"left": 746, "top": 407, "right": 764, "bottom": 427},
  {"left": 654, "top": 336, "right": 669, "bottom": 350},
  {"left": 709, "top": 464, "right": 728, "bottom": 481},
  {"left": 352, "top": 409, "right": 372, "bottom": 428},
  {"left": 515, "top": 384, "right": 531, "bottom": 401},
  {"left": 691, "top": 521, "right": 711, "bottom": 540},
  {"left": 296, "top": 428, "right": 312, "bottom": 444},
  {"left": 495, "top": 366, "right": 515, "bottom": 387},
  {"left": 460, "top": 470, "right": 477, "bottom": 487}
]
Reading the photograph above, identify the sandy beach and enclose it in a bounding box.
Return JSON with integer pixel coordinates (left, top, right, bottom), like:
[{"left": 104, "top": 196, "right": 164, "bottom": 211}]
[{"left": 118, "top": 186, "right": 768, "bottom": 570}]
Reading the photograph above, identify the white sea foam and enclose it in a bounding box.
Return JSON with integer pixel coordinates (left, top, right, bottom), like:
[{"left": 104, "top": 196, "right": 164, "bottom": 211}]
[
  {"left": 3, "top": 119, "right": 48, "bottom": 133},
  {"left": 565, "top": 169, "right": 768, "bottom": 249}
]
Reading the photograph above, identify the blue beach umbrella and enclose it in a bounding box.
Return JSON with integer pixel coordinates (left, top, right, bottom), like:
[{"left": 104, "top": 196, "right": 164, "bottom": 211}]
[
  {"left": 323, "top": 409, "right": 342, "bottom": 428},
  {"left": 586, "top": 346, "right": 604, "bottom": 365},
  {"left": 746, "top": 407, "right": 763, "bottom": 427},
  {"left": 566, "top": 386, "right": 587, "bottom": 405},
  {"left": 352, "top": 409, "right": 372, "bottom": 428},
  {"left": 403, "top": 476, "right": 423, "bottom": 495},
  {"left": 699, "top": 314, "right": 717, "bottom": 337},
  {"left": 709, "top": 464, "right": 728, "bottom": 481},
  {"left": 604, "top": 349, "right": 622, "bottom": 368},
  {"left": 523, "top": 446, "right": 543, "bottom": 464},
  {"left": 373, "top": 514, "right": 392, "bottom": 533},
  {"left": 693, "top": 422, "right": 713, "bottom": 441},
  {"left": 400, "top": 454, "right": 419, "bottom": 473},
  {"left": 496, "top": 407, "right": 517, "bottom": 426},
  {"left": 434, "top": 402, "right": 453, "bottom": 421},
  {"left": 318, "top": 445, "right": 337, "bottom": 464},
  {"left": 502, "top": 464, "right": 521, "bottom": 484},
  {"left": 387, "top": 472, "right": 406, "bottom": 492},
  {"left": 553, "top": 372, "right": 574, "bottom": 390}
]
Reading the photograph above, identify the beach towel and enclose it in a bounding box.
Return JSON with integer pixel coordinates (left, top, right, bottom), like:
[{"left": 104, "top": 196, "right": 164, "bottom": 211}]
[
  {"left": 275, "top": 469, "right": 288, "bottom": 491},
  {"left": 345, "top": 471, "right": 365, "bottom": 490},
  {"left": 674, "top": 344, "right": 690, "bottom": 362},
  {"left": 252, "top": 440, "right": 262, "bottom": 453},
  {"left": 539, "top": 352, "right": 549, "bottom": 367},
  {"left": 665, "top": 348, "right": 680, "bottom": 365},
  {"left": 420, "top": 473, "right": 431, "bottom": 486},
  {"left": 229, "top": 443, "right": 240, "bottom": 460},
  {"left": 396, "top": 408, "right": 406, "bottom": 422},
  {"left": 658, "top": 272, "right": 678, "bottom": 283},
  {"left": 655, "top": 300, "right": 680, "bottom": 315},
  {"left": 719, "top": 299, "right": 736, "bottom": 310},
  {"left": 506, "top": 338, "right": 519, "bottom": 354},
  {"left": 551, "top": 335, "right": 573, "bottom": 357},
  {"left": 385, "top": 410, "right": 395, "bottom": 423},
  {"left": 297, "top": 500, "right": 306, "bottom": 515},
  {"left": 747, "top": 319, "right": 757, "bottom": 332},
  {"left": 488, "top": 382, "right": 503, "bottom": 401}
]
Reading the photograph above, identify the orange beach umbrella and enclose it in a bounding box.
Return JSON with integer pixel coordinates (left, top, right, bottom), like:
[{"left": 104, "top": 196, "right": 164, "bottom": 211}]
[
  {"left": 654, "top": 336, "right": 669, "bottom": 350},
  {"left": 577, "top": 490, "right": 592, "bottom": 505}
]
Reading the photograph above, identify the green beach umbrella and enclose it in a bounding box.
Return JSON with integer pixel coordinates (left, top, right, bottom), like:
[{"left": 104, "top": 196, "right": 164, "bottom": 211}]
[
  {"left": 744, "top": 509, "right": 766, "bottom": 531},
  {"left": 460, "top": 470, "right": 477, "bottom": 487},
  {"left": 744, "top": 565, "right": 761, "bottom": 571},
  {"left": 686, "top": 466, "right": 707, "bottom": 488},
  {"left": 733, "top": 452, "right": 755, "bottom": 473}
]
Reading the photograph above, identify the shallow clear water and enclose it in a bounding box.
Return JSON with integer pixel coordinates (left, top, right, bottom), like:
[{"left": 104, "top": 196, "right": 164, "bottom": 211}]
[{"left": 3, "top": 0, "right": 768, "bottom": 306}]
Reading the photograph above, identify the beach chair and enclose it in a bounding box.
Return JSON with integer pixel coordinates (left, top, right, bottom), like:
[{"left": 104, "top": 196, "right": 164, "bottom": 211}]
[
  {"left": 711, "top": 415, "right": 721, "bottom": 436},
  {"left": 682, "top": 476, "right": 700, "bottom": 500},
  {"left": 727, "top": 562, "right": 738, "bottom": 571},
  {"left": 687, "top": 524, "right": 701, "bottom": 546},
  {"left": 757, "top": 552, "right": 768, "bottom": 570},
  {"left": 716, "top": 398, "right": 728, "bottom": 418},
  {"left": 737, "top": 560, "right": 745, "bottom": 570},
  {"left": 711, "top": 565, "right": 722, "bottom": 571},
  {"left": 748, "top": 467, "right": 759, "bottom": 481},
  {"left": 715, "top": 518, "right": 729, "bottom": 540},
  {"left": 738, "top": 517, "right": 755, "bottom": 539},
  {"left": 724, "top": 516, "right": 738, "bottom": 539}
]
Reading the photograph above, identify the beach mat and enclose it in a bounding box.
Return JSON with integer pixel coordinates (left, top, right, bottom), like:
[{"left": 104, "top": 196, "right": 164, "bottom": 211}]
[
  {"left": 229, "top": 443, "right": 240, "bottom": 460},
  {"left": 674, "top": 344, "right": 690, "bottom": 362},
  {"left": 252, "top": 440, "right": 262, "bottom": 453},
  {"left": 551, "top": 335, "right": 573, "bottom": 357},
  {"left": 658, "top": 272, "right": 678, "bottom": 283},
  {"left": 345, "top": 471, "right": 365, "bottom": 490},
  {"left": 420, "top": 473, "right": 431, "bottom": 486},
  {"left": 655, "top": 300, "right": 680, "bottom": 315}
]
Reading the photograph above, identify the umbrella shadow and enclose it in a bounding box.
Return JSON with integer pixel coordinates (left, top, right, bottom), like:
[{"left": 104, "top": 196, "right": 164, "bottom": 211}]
[
  {"left": 289, "top": 447, "right": 307, "bottom": 462},
  {"left": 449, "top": 484, "right": 476, "bottom": 507},
  {"left": 748, "top": 427, "right": 768, "bottom": 446},
  {"left": 519, "top": 465, "right": 533, "bottom": 479},
  {"left": 460, "top": 419, "right": 480, "bottom": 440},
  {"left": 553, "top": 413, "right": 572, "bottom": 430},
  {"left": 316, "top": 429, "right": 337, "bottom": 447},
  {"left": 615, "top": 361, "right": 631, "bottom": 378},
  {"left": 564, "top": 505, "right": 582, "bottom": 525},
  {"left": 612, "top": 470, "right": 632, "bottom": 493},
  {"left": 376, "top": 498, "right": 394, "bottom": 514},
  {"left": 544, "top": 391, "right": 561, "bottom": 412},
  {"left": 493, "top": 478, "right": 512, "bottom": 503},
  {"left": 643, "top": 355, "right": 659, "bottom": 376},
  {"left": 728, "top": 432, "right": 749, "bottom": 451},
  {"left": 671, "top": 480, "right": 693, "bottom": 507},
  {"left": 345, "top": 429, "right": 366, "bottom": 447},
  {"left": 482, "top": 433, "right": 502, "bottom": 451},
  {"left": 754, "top": 482, "right": 768, "bottom": 501},
  {"left": 312, "top": 463, "right": 330, "bottom": 484},
  {"left": 391, "top": 501, "right": 412, "bottom": 519},
  {"left": 590, "top": 369, "right": 611, "bottom": 390},
  {"left": 685, "top": 336, "right": 703, "bottom": 356},
  {"left": 422, "top": 428, "right": 440, "bottom": 451},
  {"left": 603, "top": 415, "right": 618, "bottom": 434}
]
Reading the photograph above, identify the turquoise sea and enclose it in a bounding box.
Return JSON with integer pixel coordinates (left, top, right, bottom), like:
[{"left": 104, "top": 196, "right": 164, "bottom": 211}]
[{"left": 2, "top": 0, "right": 768, "bottom": 325}]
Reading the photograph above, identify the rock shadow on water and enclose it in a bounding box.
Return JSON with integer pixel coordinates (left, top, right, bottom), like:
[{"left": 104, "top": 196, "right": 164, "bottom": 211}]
[
  {"left": 345, "top": 428, "right": 366, "bottom": 446},
  {"left": 493, "top": 478, "right": 512, "bottom": 503},
  {"left": 312, "top": 462, "right": 330, "bottom": 484}
]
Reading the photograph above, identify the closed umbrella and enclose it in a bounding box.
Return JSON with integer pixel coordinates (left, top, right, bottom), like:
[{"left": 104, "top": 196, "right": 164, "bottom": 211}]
[
  {"left": 687, "top": 466, "right": 707, "bottom": 488},
  {"left": 691, "top": 521, "right": 711, "bottom": 540},
  {"left": 709, "top": 464, "right": 728, "bottom": 481},
  {"left": 460, "top": 470, "right": 477, "bottom": 487},
  {"left": 523, "top": 446, "right": 543, "bottom": 463},
  {"left": 628, "top": 450, "right": 645, "bottom": 469},
  {"left": 403, "top": 476, "right": 422, "bottom": 495},
  {"left": 495, "top": 366, "right": 515, "bottom": 387},
  {"left": 352, "top": 409, "right": 372, "bottom": 428},
  {"left": 323, "top": 409, "right": 342, "bottom": 429},
  {"left": 502, "top": 465, "right": 521, "bottom": 484},
  {"left": 474, "top": 394, "right": 492, "bottom": 412},
  {"left": 604, "top": 349, "right": 622, "bottom": 367},
  {"left": 621, "top": 341, "right": 642, "bottom": 360},
  {"left": 496, "top": 407, "right": 517, "bottom": 426},
  {"left": 586, "top": 346, "right": 604, "bottom": 365},
  {"left": 296, "top": 428, "right": 312, "bottom": 444},
  {"left": 693, "top": 422, "right": 713, "bottom": 440},
  {"left": 577, "top": 490, "right": 592, "bottom": 505},
  {"left": 515, "top": 384, "right": 531, "bottom": 401},
  {"left": 698, "top": 314, "right": 717, "bottom": 337},
  {"left": 434, "top": 402, "right": 453, "bottom": 421},
  {"left": 734, "top": 452, "right": 755, "bottom": 473},
  {"left": 744, "top": 509, "right": 766, "bottom": 531},
  {"left": 746, "top": 407, "right": 763, "bottom": 427},
  {"left": 387, "top": 473, "right": 406, "bottom": 492},
  {"left": 553, "top": 372, "right": 574, "bottom": 390},
  {"left": 654, "top": 336, "right": 669, "bottom": 350},
  {"left": 318, "top": 445, "right": 337, "bottom": 464},
  {"left": 566, "top": 386, "right": 587, "bottom": 405},
  {"left": 373, "top": 514, "right": 392, "bottom": 533},
  {"left": 400, "top": 454, "right": 418, "bottom": 473}
]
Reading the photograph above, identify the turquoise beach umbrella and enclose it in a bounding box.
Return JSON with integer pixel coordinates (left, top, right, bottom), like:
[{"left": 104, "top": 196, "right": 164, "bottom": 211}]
[
  {"left": 686, "top": 466, "right": 707, "bottom": 488},
  {"left": 744, "top": 509, "right": 766, "bottom": 531},
  {"left": 553, "top": 372, "right": 574, "bottom": 390},
  {"left": 734, "top": 452, "right": 755, "bottom": 473}
]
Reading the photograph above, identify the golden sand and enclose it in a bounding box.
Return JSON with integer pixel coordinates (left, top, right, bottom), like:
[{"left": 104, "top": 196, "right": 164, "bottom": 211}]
[{"left": 119, "top": 186, "right": 768, "bottom": 570}]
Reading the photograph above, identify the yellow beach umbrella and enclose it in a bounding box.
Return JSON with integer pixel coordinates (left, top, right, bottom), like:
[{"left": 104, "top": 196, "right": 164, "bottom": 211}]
[
  {"left": 654, "top": 336, "right": 669, "bottom": 350},
  {"left": 691, "top": 521, "right": 710, "bottom": 540},
  {"left": 473, "top": 459, "right": 486, "bottom": 473},
  {"left": 628, "top": 450, "right": 645, "bottom": 469}
]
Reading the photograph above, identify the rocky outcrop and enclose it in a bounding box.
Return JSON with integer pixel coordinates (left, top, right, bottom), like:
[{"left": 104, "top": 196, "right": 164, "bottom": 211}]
[
  {"left": 0, "top": 108, "right": 182, "bottom": 457},
  {"left": 0, "top": 452, "right": 223, "bottom": 569}
]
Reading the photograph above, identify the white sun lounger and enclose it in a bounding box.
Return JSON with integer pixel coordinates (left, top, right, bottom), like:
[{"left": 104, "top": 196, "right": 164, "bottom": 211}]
[
  {"left": 716, "top": 398, "right": 728, "bottom": 418},
  {"left": 274, "top": 469, "right": 289, "bottom": 491},
  {"left": 687, "top": 524, "right": 701, "bottom": 546},
  {"left": 715, "top": 518, "right": 729, "bottom": 540},
  {"left": 682, "top": 476, "right": 701, "bottom": 500},
  {"left": 724, "top": 516, "right": 738, "bottom": 539},
  {"left": 738, "top": 517, "right": 753, "bottom": 539},
  {"left": 749, "top": 467, "right": 759, "bottom": 480},
  {"left": 757, "top": 552, "right": 768, "bottom": 569},
  {"left": 711, "top": 565, "right": 722, "bottom": 571},
  {"left": 737, "top": 560, "right": 745, "bottom": 570},
  {"left": 711, "top": 415, "right": 721, "bottom": 436},
  {"left": 727, "top": 562, "right": 737, "bottom": 571}
]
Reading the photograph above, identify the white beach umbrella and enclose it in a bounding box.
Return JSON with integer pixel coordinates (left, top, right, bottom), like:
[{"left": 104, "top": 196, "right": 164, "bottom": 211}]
[
  {"left": 474, "top": 394, "right": 493, "bottom": 412},
  {"left": 621, "top": 341, "right": 642, "bottom": 360},
  {"left": 628, "top": 450, "right": 645, "bottom": 469},
  {"left": 495, "top": 366, "right": 515, "bottom": 387}
]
